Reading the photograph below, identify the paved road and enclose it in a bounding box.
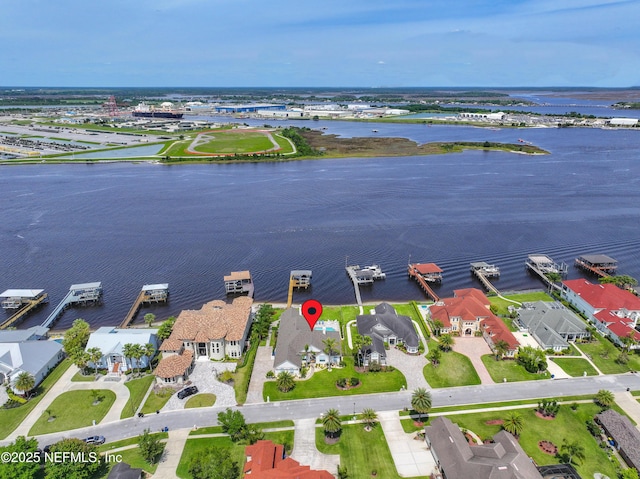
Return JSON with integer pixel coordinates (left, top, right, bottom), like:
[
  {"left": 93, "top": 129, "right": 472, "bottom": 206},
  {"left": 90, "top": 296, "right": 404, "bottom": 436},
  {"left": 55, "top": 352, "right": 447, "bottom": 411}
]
[{"left": 10, "top": 372, "right": 639, "bottom": 449}]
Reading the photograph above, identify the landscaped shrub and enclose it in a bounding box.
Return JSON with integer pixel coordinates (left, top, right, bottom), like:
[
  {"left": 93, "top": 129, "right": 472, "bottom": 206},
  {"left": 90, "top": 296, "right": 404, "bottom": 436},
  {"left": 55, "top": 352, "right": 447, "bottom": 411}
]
[
  {"left": 265, "top": 370, "right": 275, "bottom": 378},
  {"left": 336, "top": 378, "right": 347, "bottom": 388},
  {"left": 349, "top": 377, "right": 360, "bottom": 387},
  {"left": 368, "top": 361, "right": 381, "bottom": 372}
]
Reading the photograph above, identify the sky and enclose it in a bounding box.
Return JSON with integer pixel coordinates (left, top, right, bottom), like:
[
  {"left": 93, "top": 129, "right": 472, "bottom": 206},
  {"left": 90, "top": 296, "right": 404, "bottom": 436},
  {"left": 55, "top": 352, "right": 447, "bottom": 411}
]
[{"left": 1, "top": 0, "right": 639, "bottom": 88}]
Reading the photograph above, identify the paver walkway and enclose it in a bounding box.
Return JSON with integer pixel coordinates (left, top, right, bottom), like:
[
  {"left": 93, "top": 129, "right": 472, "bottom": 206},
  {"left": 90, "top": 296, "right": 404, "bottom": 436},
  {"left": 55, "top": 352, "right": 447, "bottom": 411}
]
[
  {"left": 378, "top": 410, "right": 436, "bottom": 477},
  {"left": 451, "top": 337, "right": 495, "bottom": 384},
  {"left": 246, "top": 334, "right": 275, "bottom": 404},
  {"left": 385, "top": 347, "right": 429, "bottom": 390},
  {"left": 162, "top": 360, "right": 236, "bottom": 411},
  {"left": 152, "top": 427, "right": 191, "bottom": 479},
  {"left": 291, "top": 418, "right": 340, "bottom": 474}
]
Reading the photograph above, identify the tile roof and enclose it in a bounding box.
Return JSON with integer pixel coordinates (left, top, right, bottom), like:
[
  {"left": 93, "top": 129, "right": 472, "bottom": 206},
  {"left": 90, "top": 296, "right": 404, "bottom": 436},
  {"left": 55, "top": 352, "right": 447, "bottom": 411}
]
[
  {"left": 159, "top": 338, "right": 183, "bottom": 352},
  {"left": 243, "top": 440, "right": 333, "bottom": 479},
  {"left": 154, "top": 350, "right": 193, "bottom": 379},
  {"left": 414, "top": 263, "right": 443, "bottom": 274}
]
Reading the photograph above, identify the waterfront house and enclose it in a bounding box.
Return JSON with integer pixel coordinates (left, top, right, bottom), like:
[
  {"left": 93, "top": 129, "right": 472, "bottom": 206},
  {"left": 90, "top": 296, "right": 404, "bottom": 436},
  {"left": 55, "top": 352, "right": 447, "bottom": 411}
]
[
  {"left": 561, "top": 279, "right": 640, "bottom": 349},
  {"left": 425, "top": 417, "right": 543, "bottom": 479},
  {"left": 429, "top": 288, "right": 519, "bottom": 356},
  {"left": 0, "top": 325, "right": 50, "bottom": 343},
  {"left": 155, "top": 296, "right": 253, "bottom": 383},
  {"left": 273, "top": 308, "right": 341, "bottom": 376},
  {"left": 85, "top": 327, "right": 159, "bottom": 375},
  {"left": 0, "top": 339, "right": 64, "bottom": 394},
  {"left": 356, "top": 303, "right": 420, "bottom": 366},
  {"left": 517, "top": 301, "right": 590, "bottom": 351}
]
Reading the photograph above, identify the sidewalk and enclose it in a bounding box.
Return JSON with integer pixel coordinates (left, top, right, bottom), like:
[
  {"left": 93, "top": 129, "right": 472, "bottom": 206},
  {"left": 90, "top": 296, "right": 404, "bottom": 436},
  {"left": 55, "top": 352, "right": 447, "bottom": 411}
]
[
  {"left": 378, "top": 410, "right": 436, "bottom": 477},
  {"left": 152, "top": 428, "right": 191, "bottom": 479}
]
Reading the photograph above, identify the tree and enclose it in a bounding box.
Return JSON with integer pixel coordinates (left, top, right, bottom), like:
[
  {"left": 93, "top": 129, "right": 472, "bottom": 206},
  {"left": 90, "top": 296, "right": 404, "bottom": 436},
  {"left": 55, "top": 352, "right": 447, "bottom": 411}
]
[
  {"left": 188, "top": 447, "right": 240, "bottom": 479},
  {"left": 276, "top": 371, "right": 295, "bottom": 393},
  {"left": 218, "top": 408, "right": 248, "bottom": 442},
  {"left": 323, "top": 337, "right": 339, "bottom": 370},
  {"left": 432, "top": 319, "right": 444, "bottom": 337},
  {"left": 494, "top": 340, "right": 510, "bottom": 360},
  {"left": 427, "top": 347, "right": 441, "bottom": 366},
  {"left": 439, "top": 333, "right": 454, "bottom": 352},
  {"left": 138, "top": 428, "right": 164, "bottom": 464},
  {"left": 87, "top": 347, "right": 102, "bottom": 376},
  {"left": 143, "top": 343, "right": 156, "bottom": 372},
  {"left": 90, "top": 389, "right": 102, "bottom": 404},
  {"left": 595, "top": 389, "right": 614, "bottom": 409},
  {"left": 537, "top": 398, "right": 559, "bottom": 417},
  {"left": 122, "top": 343, "right": 136, "bottom": 373},
  {"left": 545, "top": 272, "right": 562, "bottom": 283},
  {"left": 144, "top": 313, "right": 156, "bottom": 327},
  {"left": 361, "top": 408, "right": 378, "bottom": 431},
  {"left": 560, "top": 439, "right": 585, "bottom": 465},
  {"left": 71, "top": 350, "right": 91, "bottom": 372},
  {"left": 14, "top": 371, "right": 35, "bottom": 398},
  {"left": 411, "top": 388, "right": 432, "bottom": 423},
  {"left": 516, "top": 345, "right": 547, "bottom": 373},
  {"left": 0, "top": 436, "right": 40, "bottom": 479},
  {"left": 619, "top": 331, "right": 638, "bottom": 352},
  {"left": 502, "top": 411, "right": 524, "bottom": 438},
  {"left": 621, "top": 469, "right": 640, "bottom": 479},
  {"left": 600, "top": 275, "right": 638, "bottom": 290},
  {"left": 44, "top": 438, "right": 100, "bottom": 479},
  {"left": 337, "top": 465, "right": 350, "bottom": 479},
  {"left": 322, "top": 408, "right": 342, "bottom": 439},
  {"left": 62, "top": 318, "right": 90, "bottom": 357},
  {"left": 157, "top": 316, "right": 176, "bottom": 341}
]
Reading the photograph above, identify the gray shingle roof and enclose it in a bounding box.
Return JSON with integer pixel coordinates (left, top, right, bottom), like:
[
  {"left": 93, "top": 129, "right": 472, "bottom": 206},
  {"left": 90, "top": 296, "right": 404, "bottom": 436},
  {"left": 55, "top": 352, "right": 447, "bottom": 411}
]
[
  {"left": 517, "top": 301, "right": 588, "bottom": 349},
  {"left": 356, "top": 303, "right": 418, "bottom": 348},
  {"left": 596, "top": 409, "right": 640, "bottom": 470}
]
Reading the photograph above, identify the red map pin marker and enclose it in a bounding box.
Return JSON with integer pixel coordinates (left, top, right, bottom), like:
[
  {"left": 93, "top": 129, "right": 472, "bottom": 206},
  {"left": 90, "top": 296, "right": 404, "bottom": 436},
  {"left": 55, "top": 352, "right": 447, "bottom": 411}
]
[{"left": 301, "top": 299, "right": 323, "bottom": 331}]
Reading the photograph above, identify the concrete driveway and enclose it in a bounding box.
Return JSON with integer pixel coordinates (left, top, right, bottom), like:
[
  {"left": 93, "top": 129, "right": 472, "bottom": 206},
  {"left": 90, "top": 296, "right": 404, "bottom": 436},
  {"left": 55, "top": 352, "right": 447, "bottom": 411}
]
[
  {"left": 291, "top": 418, "right": 340, "bottom": 474},
  {"left": 451, "top": 337, "right": 495, "bottom": 384}
]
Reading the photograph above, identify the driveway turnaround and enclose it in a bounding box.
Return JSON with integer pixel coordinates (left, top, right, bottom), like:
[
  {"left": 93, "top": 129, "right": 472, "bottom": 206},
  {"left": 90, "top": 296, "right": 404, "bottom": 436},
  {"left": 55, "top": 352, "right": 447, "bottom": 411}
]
[
  {"left": 378, "top": 410, "right": 436, "bottom": 477},
  {"left": 162, "top": 360, "right": 236, "bottom": 411}
]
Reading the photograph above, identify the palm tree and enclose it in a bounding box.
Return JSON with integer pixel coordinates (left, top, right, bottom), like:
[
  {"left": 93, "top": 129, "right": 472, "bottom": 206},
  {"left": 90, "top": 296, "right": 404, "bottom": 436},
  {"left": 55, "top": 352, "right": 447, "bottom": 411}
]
[
  {"left": 595, "top": 389, "right": 614, "bottom": 409},
  {"left": 427, "top": 347, "right": 441, "bottom": 366},
  {"left": 411, "top": 388, "right": 432, "bottom": 423},
  {"left": 276, "top": 371, "right": 295, "bottom": 393},
  {"left": 122, "top": 343, "right": 136, "bottom": 374},
  {"left": 494, "top": 340, "right": 510, "bottom": 361},
  {"left": 322, "top": 408, "right": 342, "bottom": 439},
  {"left": 302, "top": 344, "right": 311, "bottom": 365},
  {"left": 14, "top": 371, "right": 35, "bottom": 398},
  {"left": 72, "top": 350, "right": 91, "bottom": 373},
  {"left": 323, "top": 337, "right": 339, "bottom": 371},
  {"left": 502, "top": 412, "right": 524, "bottom": 438},
  {"left": 361, "top": 408, "right": 378, "bottom": 431},
  {"left": 561, "top": 439, "right": 585, "bottom": 465},
  {"left": 87, "top": 347, "right": 102, "bottom": 376},
  {"left": 144, "top": 313, "right": 156, "bottom": 328},
  {"left": 131, "top": 344, "right": 144, "bottom": 376},
  {"left": 432, "top": 319, "right": 444, "bottom": 337},
  {"left": 143, "top": 343, "right": 156, "bottom": 372},
  {"left": 439, "top": 333, "right": 454, "bottom": 352}
]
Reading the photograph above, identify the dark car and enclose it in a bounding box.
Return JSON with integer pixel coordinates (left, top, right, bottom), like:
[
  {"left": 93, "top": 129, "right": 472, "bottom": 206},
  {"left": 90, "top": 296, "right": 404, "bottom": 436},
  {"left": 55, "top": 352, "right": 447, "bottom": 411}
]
[
  {"left": 83, "top": 436, "right": 105, "bottom": 445},
  {"left": 177, "top": 386, "right": 198, "bottom": 399}
]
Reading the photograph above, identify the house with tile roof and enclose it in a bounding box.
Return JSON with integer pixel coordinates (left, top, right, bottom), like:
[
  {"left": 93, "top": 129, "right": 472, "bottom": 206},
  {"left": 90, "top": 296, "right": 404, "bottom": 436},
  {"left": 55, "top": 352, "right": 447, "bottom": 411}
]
[
  {"left": 516, "top": 301, "right": 589, "bottom": 351},
  {"left": 562, "top": 279, "right": 640, "bottom": 349},
  {"left": 243, "top": 440, "right": 334, "bottom": 478},
  {"left": 155, "top": 296, "right": 253, "bottom": 383},
  {"left": 425, "top": 417, "right": 543, "bottom": 479},
  {"left": 273, "top": 308, "right": 341, "bottom": 376},
  {"left": 429, "top": 288, "right": 519, "bottom": 357},
  {"left": 356, "top": 302, "right": 420, "bottom": 366},
  {"left": 85, "top": 327, "right": 158, "bottom": 375}
]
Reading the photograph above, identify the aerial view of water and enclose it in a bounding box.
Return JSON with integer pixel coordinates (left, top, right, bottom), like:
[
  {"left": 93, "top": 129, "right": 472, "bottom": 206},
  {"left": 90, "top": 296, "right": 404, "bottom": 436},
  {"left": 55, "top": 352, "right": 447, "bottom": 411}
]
[{"left": 2, "top": 121, "right": 640, "bottom": 331}]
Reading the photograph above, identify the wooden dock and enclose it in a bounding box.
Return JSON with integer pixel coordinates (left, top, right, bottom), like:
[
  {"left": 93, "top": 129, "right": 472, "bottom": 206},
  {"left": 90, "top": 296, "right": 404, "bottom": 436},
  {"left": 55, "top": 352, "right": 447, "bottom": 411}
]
[
  {"left": 224, "top": 271, "right": 254, "bottom": 297},
  {"left": 470, "top": 262, "right": 500, "bottom": 294},
  {"left": 119, "top": 284, "right": 169, "bottom": 328},
  {"left": 41, "top": 282, "right": 102, "bottom": 329},
  {"left": 345, "top": 266, "right": 364, "bottom": 307},
  {"left": 286, "top": 270, "right": 312, "bottom": 308},
  {"left": 575, "top": 254, "right": 617, "bottom": 278},
  {"left": 525, "top": 254, "right": 567, "bottom": 291},
  {"left": 0, "top": 293, "right": 48, "bottom": 330},
  {"left": 408, "top": 263, "right": 441, "bottom": 302}
]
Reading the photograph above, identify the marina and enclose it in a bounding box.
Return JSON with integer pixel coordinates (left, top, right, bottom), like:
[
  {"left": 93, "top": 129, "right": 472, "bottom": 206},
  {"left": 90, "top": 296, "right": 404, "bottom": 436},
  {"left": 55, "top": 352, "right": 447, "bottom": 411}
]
[
  {"left": 574, "top": 254, "right": 618, "bottom": 278},
  {"left": 40, "top": 282, "right": 103, "bottom": 329},
  {"left": 0, "top": 289, "right": 48, "bottom": 330},
  {"left": 119, "top": 284, "right": 169, "bottom": 328},
  {"left": 470, "top": 262, "right": 501, "bottom": 295},
  {"left": 407, "top": 263, "right": 442, "bottom": 302}
]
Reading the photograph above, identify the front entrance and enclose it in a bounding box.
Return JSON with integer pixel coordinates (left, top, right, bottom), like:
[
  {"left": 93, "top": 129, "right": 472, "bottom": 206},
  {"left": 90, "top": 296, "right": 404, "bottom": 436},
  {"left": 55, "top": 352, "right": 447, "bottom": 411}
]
[
  {"left": 197, "top": 342, "right": 208, "bottom": 357},
  {"left": 465, "top": 328, "right": 472, "bottom": 336}
]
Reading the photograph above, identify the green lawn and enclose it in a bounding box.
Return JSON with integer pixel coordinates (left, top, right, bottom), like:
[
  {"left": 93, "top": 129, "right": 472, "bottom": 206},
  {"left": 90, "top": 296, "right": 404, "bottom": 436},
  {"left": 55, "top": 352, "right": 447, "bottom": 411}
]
[
  {"left": 234, "top": 342, "right": 258, "bottom": 405},
  {"left": 121, "top": 375, "right": 155, "bottom": 419},
  {"left": 263, "top": 357, "right": 406, "bottom": 401},
  {"left": 193, "top": 130, "right": 277, "bottom": 154},
  {"left": 185, "top": 393, "right": 216, "bottom": 408},
  {"left": 190, "top": 420, "right": 294, "bottom": 436},
  {"left": 574, "top": 335, "right": 640, "bottom": 374},
  {"left": 98, "top": 432, "right": 168, "bottom": 452},
  {"left": 272, "top": 132, "right": 295, "bottom": 154},
  {"left": 424, "top": 342, "right": 481, "bottom": 388},
  {"left": 481, "top": 355, "right": 549, "bottom": 382},
  {"left": 28, "top": 390, "right": 116, "bottom": 435},
  {"left": 71, "top": 371, "right": 98, "bottom": 382},
  {"left": 316, "top": 424, "right": 428, "bottom": 479},
  {"left": 445, "top": 404, "right": 617, "bottom": 479},
  {"left": 318, "top": 305, "right": 360, "bottom": 341},
  {"left": 488, "top": 292, "right": 553, "bottom": 316},
  {"left": 550, "top": 358, "right": 599, "bottom": 377},
  {"left": 0, "top": 359, "right": 72, "bottom": 440},
  {"left": 177, "top": 431, "right": 294, "bottom": 478},
  {"left": 141, "top": 386, "right": 175, "bottom": 414},
  {"left": 98, "top": 442, "right": 166, "bottom": 477}
]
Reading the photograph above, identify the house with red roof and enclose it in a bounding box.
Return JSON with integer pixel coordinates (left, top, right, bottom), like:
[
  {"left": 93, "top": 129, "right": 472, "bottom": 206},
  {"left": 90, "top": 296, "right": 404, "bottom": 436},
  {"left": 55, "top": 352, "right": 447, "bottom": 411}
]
[
  {"left": 429, "top": 288, "right": 519, "bottom": 357},
  {"left": 561, "top": 279, "right": 640, "bottom": 349},
  {"left": 243, "top": 440, "right": 334, "bottom": 478}
]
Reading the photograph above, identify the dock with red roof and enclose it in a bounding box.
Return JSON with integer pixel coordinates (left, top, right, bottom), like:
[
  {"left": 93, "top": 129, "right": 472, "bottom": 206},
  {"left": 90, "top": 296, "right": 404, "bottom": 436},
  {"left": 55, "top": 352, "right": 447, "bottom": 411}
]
[{"left": 408, "top": 263, "right": 442, "bottom": 301}]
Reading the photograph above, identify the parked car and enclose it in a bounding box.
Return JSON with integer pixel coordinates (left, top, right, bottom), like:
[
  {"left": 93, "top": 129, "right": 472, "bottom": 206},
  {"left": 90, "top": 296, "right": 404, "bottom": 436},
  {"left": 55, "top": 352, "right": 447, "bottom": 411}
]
[
  {"left": 177, "top": 386, "right": 198, "bottom": 399},
  {"left": 83, "top": 436, "right": 105, "bottom": 445}
]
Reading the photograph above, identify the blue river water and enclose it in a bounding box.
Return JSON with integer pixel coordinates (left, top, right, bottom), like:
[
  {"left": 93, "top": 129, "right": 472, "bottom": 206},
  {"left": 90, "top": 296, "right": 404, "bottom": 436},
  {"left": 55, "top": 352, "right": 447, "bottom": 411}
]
[{"left": 2, "top": 120, "right": 640, "bottom": 331}]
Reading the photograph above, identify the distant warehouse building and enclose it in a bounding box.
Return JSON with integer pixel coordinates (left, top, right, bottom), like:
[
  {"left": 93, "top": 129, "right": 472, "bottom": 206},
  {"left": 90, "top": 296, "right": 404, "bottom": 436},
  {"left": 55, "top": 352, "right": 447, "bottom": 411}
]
[
  {"left": 214, "top": 104, "right": 286, "bottom": 113},
  {"left": 607, "top": 118, "right": 638, "bottom": 126}
]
